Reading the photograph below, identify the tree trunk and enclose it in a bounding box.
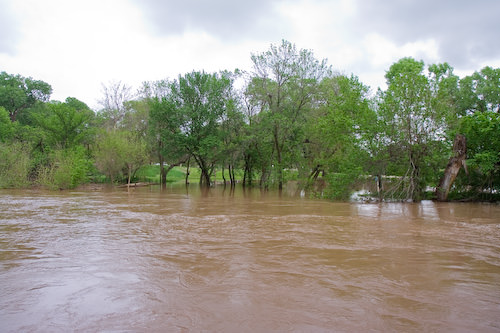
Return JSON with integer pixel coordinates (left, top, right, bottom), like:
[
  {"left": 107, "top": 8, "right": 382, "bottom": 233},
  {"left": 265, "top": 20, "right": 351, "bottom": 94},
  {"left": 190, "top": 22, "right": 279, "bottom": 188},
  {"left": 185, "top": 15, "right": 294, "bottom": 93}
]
[
  {"left": 200, "top": 169, "right": 211, "bottom": 187},
  {"left": 273, "top": 123, "right": 283, "bottom": 190},
  {"left": 243, "top": 153, "right": 252, "bottom": 187},
  {"left": 196, "top": 157, "right": 211, "bottom": 187},
  {"left": 436, "top": 134, "right": 467, "bottom": 201},
  {"left": 158, "top": 143, "right": 166, "bottom": 186},
  {"left": 230, "top": 165, "right": 236, "bottom": 186},
  {"left": 185, "top": 157, "right": 190, "bottom": 185}
]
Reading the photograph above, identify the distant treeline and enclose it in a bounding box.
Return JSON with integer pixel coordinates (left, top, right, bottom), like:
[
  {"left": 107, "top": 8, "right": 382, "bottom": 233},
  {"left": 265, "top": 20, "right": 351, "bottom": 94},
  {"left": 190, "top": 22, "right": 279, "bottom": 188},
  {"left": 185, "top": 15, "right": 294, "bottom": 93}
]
[{"left": 1, "top": 40, "right": 499, "bottom": 201}]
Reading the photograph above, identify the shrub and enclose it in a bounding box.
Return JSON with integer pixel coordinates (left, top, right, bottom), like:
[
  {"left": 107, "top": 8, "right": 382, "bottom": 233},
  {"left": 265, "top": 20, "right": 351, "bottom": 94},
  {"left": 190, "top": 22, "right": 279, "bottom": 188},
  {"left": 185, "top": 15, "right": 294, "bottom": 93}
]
[
  {"left": 0, "top": 142, "right": 31, "bottom": 188},
  {"left": 37, "top": 146, "right": 92, "bottom": 190}
]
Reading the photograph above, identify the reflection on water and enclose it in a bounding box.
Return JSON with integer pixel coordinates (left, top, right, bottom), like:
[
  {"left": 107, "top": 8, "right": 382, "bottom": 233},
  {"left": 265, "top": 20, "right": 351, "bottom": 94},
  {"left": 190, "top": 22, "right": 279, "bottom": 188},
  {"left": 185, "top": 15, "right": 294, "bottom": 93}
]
[{"left": 1, "top": 185, "right": 500, "bottom": 332}]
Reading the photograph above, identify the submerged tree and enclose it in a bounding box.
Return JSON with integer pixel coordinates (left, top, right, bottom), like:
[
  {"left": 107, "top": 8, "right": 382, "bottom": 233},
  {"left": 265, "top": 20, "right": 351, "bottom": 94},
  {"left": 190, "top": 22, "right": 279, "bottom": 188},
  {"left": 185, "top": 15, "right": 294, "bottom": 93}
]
[
  {"left": 246, "top": 40, "right": 331, "bottom": 189},
  {"left": 147, "top": 71, "right": 236, "bottom": 187},
  {"left": 94, "top": 129, "right": 147, "bottom": 184},
  {"left": 176, "top": 71, "right": 236, "bottom": 186},
  {"left": 378, "top": 58, "right": 449, "bottom": 201},
  {"left": 306, "top": 74, "right": 375, "bottom": 199},
  {"left": 146, "top": 80, "right": 188, "bottom": 185}
]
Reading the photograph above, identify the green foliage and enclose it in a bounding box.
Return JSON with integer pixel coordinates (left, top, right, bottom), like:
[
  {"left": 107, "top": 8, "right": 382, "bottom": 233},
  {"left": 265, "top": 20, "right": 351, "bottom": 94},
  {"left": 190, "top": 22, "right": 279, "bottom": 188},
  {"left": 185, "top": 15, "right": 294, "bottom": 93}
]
[
  {"left": 377, "top": 58, "right": 449, "bottom": 201},
  {"left": 37, "top": 146, "right": 92, "bottom": 190},
  {"left": 306, "top": 74, "right": 374, "bottom": 181},
  {"left": 428, "top": 62, "right": 461, "bottom": 127},
  {"left": 147, "top": 71, "right": 236, "bottom": 186},
  {"left": 33, "top": 101, "right": 94, "bottom": 149},
  {"left": 94, "top": 129, "right": 148, "bottom": 184},
  {"left": 94, "top": 130, "right": 127, "bottom": 183},
  {"left": 458, "top": 67, "right": 500, "bottom": 113},
  {"left": 0, "top": 71, "right": 52, "bottom": 122},
  {"left": 247, "top": 40, "right": 331, "bottom": 189},
  {"left": 0, "top": 51, "right": 498, "bottom": 201},
  {"left": 456, "top": 111, "right": 500, "bottom": 194},
  {"left": 0, "top": 142, "right": 31, "bottom": 188},
  {"left": 0, "top": 106, "right": 14, "bottom": 142},
  {"left": 135, "top": 165, "right": 206, "bottom": 183},
  {"left": 324, "top": 170, "right": 361, "bottom": 201}
]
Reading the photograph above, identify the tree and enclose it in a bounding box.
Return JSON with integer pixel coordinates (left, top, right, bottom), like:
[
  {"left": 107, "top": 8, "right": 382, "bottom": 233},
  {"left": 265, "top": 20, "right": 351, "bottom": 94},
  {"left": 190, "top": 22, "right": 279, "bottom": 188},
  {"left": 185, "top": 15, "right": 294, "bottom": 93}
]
[
  {"left": 246, "top": 40, "right": 331, "bottom": 189},
  {"left": 435, "top": 134, "right": 467, "bottom": 201},
  {"left": 0, "top": 71, "right": 52, "bottom": 122},
  {"left": 94, "top": 129, "right": 148, "bottom": 184},
  {"left": 306, "top": 75, "right": 375, "bottom": 199},
  {"left": 378, "top": 58, "right": 448, "bottom": 201},
  {"left": 149, "top": 71, "right": 236, "bottom": 187},
  {"left": 122, "top": 131, "right": 148, "bottom": 185},
  {"left": 97, "top": 81, "right": 134, "bottom": 129},
  {"left": 428, "top": 62, "right": 461, "bottom": 128},
  {"left": 238, "top": 79, "right": 264, "bottom": 186},
  {"left": 33, "top": 99, "right": 94, "bottom": 149},
  {"left": 143, "top": 79, "right": 186, "bottom": 185},
  {"left": 219, "top": 105, "right": 246, "bottom": 186}
]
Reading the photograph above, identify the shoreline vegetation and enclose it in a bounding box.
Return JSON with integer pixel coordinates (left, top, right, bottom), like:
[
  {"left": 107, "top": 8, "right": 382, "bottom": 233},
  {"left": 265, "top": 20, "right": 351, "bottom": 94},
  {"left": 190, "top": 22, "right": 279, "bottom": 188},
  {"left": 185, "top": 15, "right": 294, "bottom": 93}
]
[{"left": 1, "top": 40, "right": 499, "bottom": 202}]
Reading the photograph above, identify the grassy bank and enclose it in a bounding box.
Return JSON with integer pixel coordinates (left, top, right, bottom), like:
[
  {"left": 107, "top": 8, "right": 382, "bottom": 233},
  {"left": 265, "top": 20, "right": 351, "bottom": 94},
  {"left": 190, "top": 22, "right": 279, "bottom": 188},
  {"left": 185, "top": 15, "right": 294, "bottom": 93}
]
[{"left": 134, "top": 165, "right": 245, "bottom": 184}]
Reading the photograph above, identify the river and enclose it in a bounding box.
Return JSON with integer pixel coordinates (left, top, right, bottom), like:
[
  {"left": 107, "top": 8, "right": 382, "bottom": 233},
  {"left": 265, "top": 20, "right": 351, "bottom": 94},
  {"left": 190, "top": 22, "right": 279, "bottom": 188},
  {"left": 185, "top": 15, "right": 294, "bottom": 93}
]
[{"left": 1, "top": 185, "right": 500, "bottom": 332}]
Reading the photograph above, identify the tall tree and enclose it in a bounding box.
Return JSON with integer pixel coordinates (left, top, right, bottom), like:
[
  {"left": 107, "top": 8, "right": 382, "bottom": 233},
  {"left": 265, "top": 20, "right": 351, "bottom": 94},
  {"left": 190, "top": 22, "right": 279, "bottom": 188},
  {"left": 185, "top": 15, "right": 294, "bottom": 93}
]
[
  {"left": 94, "top": 129, "right": 147, "bottom": 184},
  {"left": 247, "top": 40, "right": 331, "bottom": 189},
  {"left": 147, "top": 71, "right": 236, "bottom": 187},
  {"left": 378, "top": 58, "right": 448, "bottom": 201},
  {"left": 306, "top": 75, "right": 375, "bottom": 199},
  {"left": 220, "top": 105, "right": 246, "bottom": 186},
  {"left": 176, "top": 71, "right": 235, "bottom": 186},
  {"left": 146, "top": 80, "right": 189, "bottom": 185}
]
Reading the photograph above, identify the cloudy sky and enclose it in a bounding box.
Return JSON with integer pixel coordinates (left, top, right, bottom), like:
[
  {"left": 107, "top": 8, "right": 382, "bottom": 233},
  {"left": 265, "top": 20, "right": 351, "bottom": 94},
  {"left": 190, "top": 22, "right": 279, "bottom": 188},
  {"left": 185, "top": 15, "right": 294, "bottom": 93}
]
[{"left": 1, "top": 0, "right": 499, "bottom": 109}]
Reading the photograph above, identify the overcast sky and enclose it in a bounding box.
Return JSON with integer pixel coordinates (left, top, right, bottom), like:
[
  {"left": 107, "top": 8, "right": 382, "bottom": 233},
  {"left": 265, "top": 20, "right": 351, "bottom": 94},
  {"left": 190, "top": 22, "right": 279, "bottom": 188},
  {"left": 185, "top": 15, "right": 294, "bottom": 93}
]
[{"left": 1, "top": 0, "right": 499, "bottom": 109}]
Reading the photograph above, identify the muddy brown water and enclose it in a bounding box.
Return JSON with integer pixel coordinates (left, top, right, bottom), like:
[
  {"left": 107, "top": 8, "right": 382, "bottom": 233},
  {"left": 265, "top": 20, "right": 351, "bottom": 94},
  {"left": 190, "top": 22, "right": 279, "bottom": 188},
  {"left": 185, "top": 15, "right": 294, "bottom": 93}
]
[{"left": 1, "top": 185, "right": 500, "bottom": 332}]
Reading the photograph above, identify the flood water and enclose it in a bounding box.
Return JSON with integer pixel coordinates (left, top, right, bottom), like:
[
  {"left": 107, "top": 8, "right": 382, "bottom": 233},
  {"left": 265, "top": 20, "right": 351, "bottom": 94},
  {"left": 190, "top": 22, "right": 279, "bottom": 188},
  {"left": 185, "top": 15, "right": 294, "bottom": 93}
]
[{"left": 1, "top": 185, "right": 500, "bottom": 332}]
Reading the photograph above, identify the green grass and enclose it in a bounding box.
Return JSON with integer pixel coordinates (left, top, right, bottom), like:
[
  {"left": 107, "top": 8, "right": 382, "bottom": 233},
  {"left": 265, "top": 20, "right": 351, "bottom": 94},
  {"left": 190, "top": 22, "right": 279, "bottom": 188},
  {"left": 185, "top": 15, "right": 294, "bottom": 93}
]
[
  {"left": 134, "top": 165, "right": 188, "bottom": 183},
  {"left": 135, "top": 165, "right": 244, "bottom": 184},
  {"left": 135, "top": 164, "right": 300, "bottom": 185}
]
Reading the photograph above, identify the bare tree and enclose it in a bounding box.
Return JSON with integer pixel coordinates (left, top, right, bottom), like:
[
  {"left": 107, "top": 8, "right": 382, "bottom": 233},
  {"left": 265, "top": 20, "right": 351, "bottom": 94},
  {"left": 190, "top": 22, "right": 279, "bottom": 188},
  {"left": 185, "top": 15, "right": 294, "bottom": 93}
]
[{"left": 98, "top": 81, "right": 134, "bottom": 129}]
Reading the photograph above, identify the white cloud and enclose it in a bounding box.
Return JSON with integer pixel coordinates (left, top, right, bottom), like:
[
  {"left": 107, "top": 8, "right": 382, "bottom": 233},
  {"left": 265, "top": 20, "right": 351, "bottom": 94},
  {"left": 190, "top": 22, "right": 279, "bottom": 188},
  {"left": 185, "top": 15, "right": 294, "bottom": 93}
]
[
  {"left": 363, "top": 34, "right": 439, "bottom": 67},
  {"left": 354, "top": 33, "right": 441, "bottom": 90}
]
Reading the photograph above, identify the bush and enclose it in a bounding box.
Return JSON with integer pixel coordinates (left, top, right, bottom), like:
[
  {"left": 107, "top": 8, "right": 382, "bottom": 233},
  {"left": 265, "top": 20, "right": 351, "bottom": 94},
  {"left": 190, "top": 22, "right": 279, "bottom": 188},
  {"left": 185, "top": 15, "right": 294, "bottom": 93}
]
[
  {"left": 324, "top": 168, "right": 361, "bottom": 200},
  {"left": 37, "top": 146, "right": 92, "bottom": 190},
  {"left": 0, "top": 142, "right": 31, "bottom": 188}
]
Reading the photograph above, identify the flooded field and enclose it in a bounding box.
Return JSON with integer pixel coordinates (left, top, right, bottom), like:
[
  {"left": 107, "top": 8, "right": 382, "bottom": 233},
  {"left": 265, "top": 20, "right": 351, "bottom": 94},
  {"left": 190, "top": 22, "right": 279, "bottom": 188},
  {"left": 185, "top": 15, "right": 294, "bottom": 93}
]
[{"left": 1, "top": 186, "right": 500, "bottom": 332}]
